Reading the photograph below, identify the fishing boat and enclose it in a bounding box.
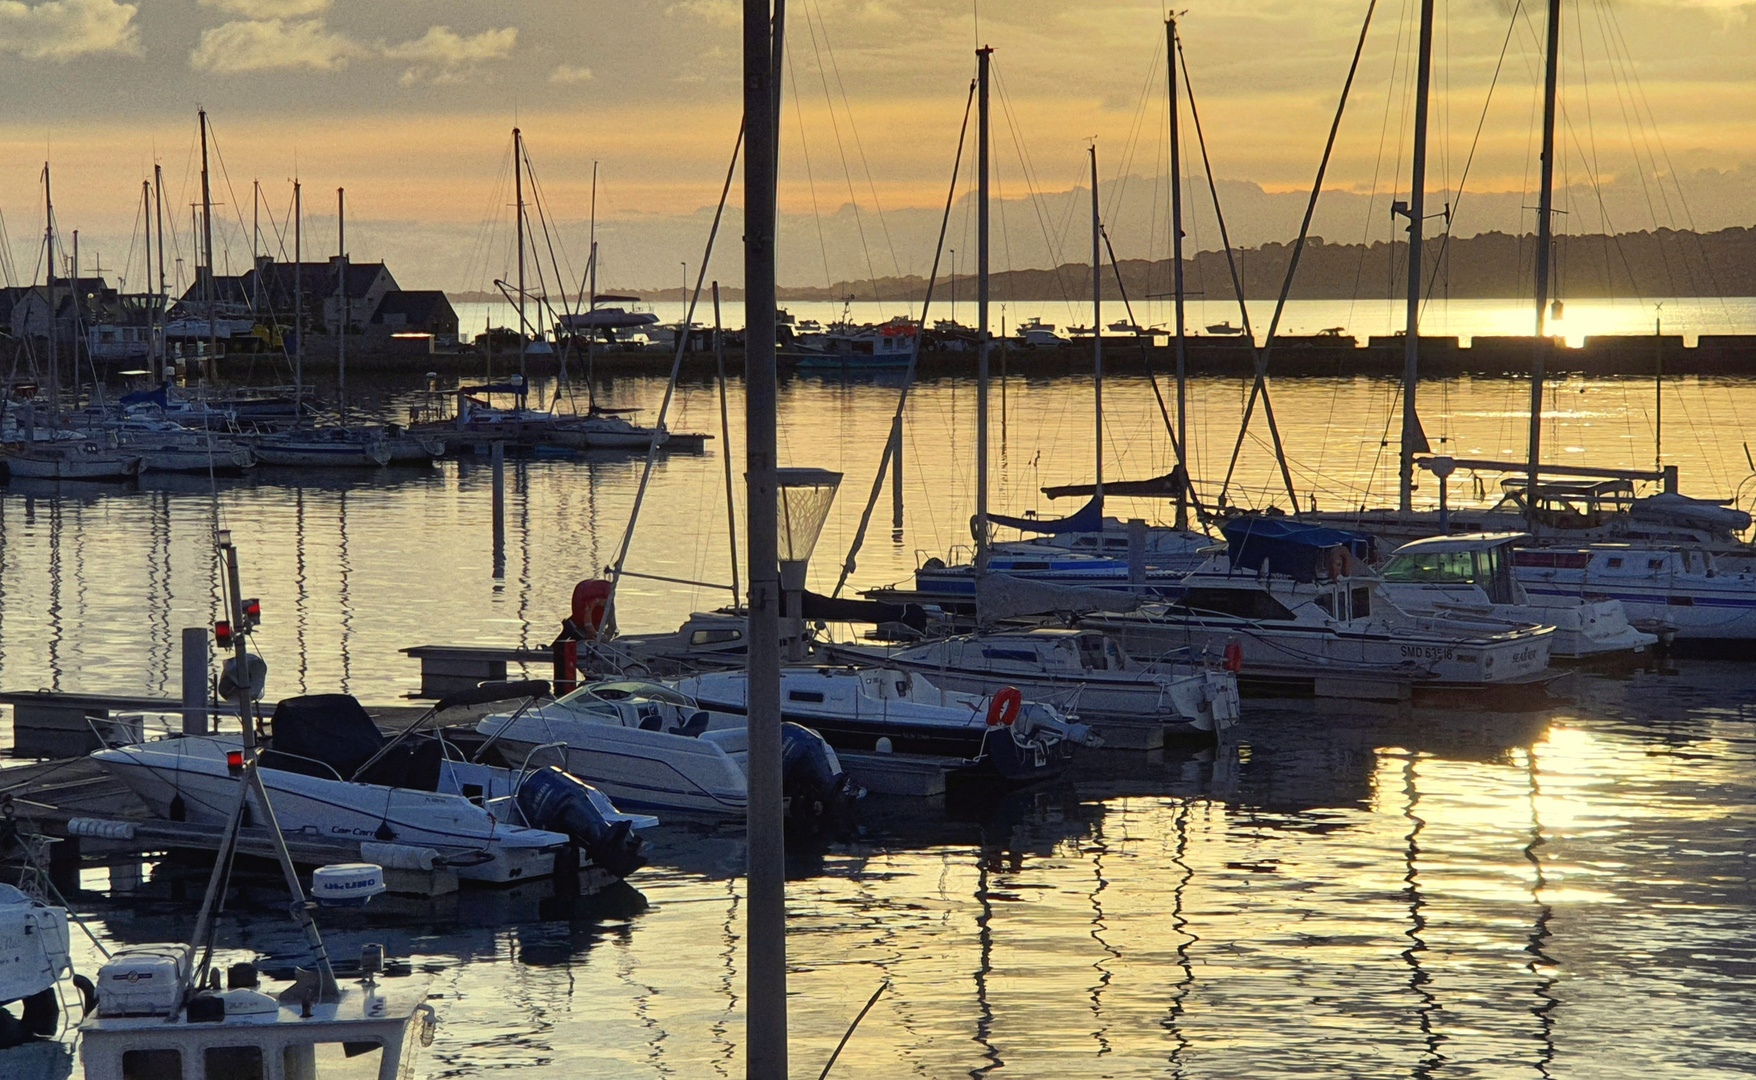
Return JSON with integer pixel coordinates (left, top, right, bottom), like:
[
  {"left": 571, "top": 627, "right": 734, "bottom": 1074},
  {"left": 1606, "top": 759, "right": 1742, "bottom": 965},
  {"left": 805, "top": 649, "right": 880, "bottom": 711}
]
[
  {"left": 94, "top": 692, "right": 654, "bottom": 884},
  {"left": 1078, "top": 517, "right": 1557, "bottom": 702},
  {"left": 474, "top": 680, "right": 857, "bottom": 818},
  {"left": 1377, "top": 533, "right": 1656, "bottom": 660},
  {"left": 792, "top": 317, "right": 919, "bottom": 370},
  {"left": 2, "top": 441, "right": 141, "bottom": 480},
  {"left": 1014, "top": 317, "right": 1068, "bottom": 348},
  {"left": 669, "top": 666, "right": 1098, "bottom": 784},
  {"left": 252, "top": 428, "right": 392, "bottom": 467},
  {"left": 1203, "top": 320, "right": 1245, "bottom": 335},
  {"left": 823, "top": 627, "right": 1240, "bottom": 745}
]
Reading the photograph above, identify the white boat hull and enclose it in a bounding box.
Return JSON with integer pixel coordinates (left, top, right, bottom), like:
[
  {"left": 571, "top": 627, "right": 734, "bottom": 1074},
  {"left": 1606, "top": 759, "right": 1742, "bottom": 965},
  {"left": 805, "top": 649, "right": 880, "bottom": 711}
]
[
  {"left": 491, "top": 726, "right": 749, "bottom": 816},
  {"left": 0, "top": 887, "right": 70, "bottom": 1006}
]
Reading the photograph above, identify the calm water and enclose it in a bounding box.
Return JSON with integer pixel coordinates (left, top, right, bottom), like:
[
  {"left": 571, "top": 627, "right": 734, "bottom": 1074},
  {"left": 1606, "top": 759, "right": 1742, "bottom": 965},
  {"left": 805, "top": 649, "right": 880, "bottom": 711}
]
[{"left": 6, "top": 371, "right": 1756, "bottom": 1077}]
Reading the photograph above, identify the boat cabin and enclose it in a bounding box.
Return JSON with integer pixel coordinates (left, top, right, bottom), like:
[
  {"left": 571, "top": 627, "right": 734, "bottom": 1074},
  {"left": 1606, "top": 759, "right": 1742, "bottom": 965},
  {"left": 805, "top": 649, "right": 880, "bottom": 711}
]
[{"left": 1380, "top": 532, "right": 1527, "bottom": 605}]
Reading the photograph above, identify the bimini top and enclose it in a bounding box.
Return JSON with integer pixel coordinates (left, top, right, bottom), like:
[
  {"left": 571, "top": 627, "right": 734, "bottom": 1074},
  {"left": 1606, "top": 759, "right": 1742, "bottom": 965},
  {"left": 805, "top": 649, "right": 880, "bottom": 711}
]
[
  {"left": 1219, "top": 516, "right": 1375, "bottom": 583},
  {"left": 1390, "top": 532, "right": 1530, "bottom": 556}
]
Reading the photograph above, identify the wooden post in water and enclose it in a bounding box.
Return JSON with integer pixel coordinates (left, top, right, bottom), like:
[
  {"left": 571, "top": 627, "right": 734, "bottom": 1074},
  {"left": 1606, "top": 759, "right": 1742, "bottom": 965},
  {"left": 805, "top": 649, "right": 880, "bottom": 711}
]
[
  {"left": 181, "top": 627, "right": 209, "bottom": 736},
  {"left": 890, "top": 418, "right": 903, "bottom": 537},
  {"left": 491, "top": 440, "right": 506, "bottom": 579}
]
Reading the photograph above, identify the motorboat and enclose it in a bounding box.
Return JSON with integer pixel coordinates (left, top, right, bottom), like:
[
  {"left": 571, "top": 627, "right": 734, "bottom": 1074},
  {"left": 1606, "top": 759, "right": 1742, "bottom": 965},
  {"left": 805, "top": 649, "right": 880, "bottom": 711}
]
[
  {"left": 1079, "top": 517, "right": 1557, "bottom": 702},
  {"left": 670, "top": 666, "right": 1098, "bottom": 785},
  {"left": 792, "top": 317, "right": 919, "bottom": 370},
  {"left": 0, "top": 884, "right": 73, "bottom": 1049},
  {"left": 94, "top": 694, "right": 654, "bottom": 885},
  {"left": 1515, "top": 542, "right": 1756, "bottom": 645},
  {"left": 823, "top": 627, "right": 1240, "bottom": 745},
  {"left": 1379, "top": 533, "right": 1657, "bottom": 660},
  {"left": 1, "top": 441, "right": 141, "bottom": 480},
  {"left": 356, "top": 425, "right": 444, "bottom": 464},
  {"left": 1014, "top": 317, "right": 1069, "bottom": 348},
  {"left": 79, "top": 949, "right": 437, "bottom": 1080},
  {"left": 253, "top": 428, "right": 393, "bottom": 468},
  {"left": 474, "top": 680, "right": 858, "bottom": 818}
]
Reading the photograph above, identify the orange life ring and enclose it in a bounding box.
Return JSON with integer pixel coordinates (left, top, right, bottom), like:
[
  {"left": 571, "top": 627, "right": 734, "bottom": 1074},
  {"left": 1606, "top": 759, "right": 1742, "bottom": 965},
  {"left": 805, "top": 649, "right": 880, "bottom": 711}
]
[
  {"left": 986, "top": 686, "right": 1023, "bottom": 726},
  {"left": 1223, "top": 640, "right": 1244, "bottom": 673},
  {"left": 571, "top": 579, "right": 613, "bottom": 640}
]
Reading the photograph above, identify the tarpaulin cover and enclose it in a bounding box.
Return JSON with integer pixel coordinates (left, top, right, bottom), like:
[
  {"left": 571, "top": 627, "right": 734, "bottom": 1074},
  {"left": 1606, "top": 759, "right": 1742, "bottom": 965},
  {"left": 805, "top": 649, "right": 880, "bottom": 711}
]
[
  {"left": 800, "top": 590, "right": 928, "bottom": 632},
  {"left": 986, "top": 495, "right": 1104, "bottom": 536},
  {"left": 1219, "top": 516, "right": 1374, "bottom": 583}
]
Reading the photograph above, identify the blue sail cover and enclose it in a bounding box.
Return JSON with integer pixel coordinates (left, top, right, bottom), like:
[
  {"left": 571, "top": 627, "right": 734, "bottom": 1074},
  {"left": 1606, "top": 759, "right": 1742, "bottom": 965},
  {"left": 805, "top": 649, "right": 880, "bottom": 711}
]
[
  {"left": 1220, "top": 516, "right": 1374, "bottom": 583},
  {"left": 986, "top": 495, "right": 1104, "bottom": 536},
  {"left": 120, "top": 382, "right": 171, "bottom": 407}
]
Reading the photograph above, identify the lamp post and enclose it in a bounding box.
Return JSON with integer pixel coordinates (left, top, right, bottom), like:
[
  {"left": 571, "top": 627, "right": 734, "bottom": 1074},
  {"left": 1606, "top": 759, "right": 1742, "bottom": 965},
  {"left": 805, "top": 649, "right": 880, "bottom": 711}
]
[{"left": 776, "top": 467, "right": 842, "bottom": 662}]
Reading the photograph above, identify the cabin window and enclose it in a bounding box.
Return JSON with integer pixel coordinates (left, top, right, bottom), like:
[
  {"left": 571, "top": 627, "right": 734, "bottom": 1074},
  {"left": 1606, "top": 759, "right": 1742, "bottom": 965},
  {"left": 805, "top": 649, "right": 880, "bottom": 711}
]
[
  {"left": 1380, "top": 551, "right": 1475, "bottom": 584},
  {"left": 1077, "top": 635, "right": 1108, "bottom": 670},
  {"left": 123, "top": 1049, "right": 183, "bottom": 1080},
  {"left": 980, "top": 648, "right": 1037, "bottom": 663},
  {"left": 205, "top": 1046, "right": 265, "bottom": 1080},
  {"left": 689, "top": 628, "right": 742, "bottom": 646},
  {"left": 1607, "top": 557, "right": 1623, "bottom": 568},
  {"left": 787, "top": 690, "right": 825, "bottom": 704},
  {"left": 283, "top": 1041, "right": 385, "bottom": 1080},
  {"left": 1314, "top": 593, "right": 1334, "bottom": 616},
  {"left": 1351, "top": 587, "right": 1372, "bottom": 618},
  {"left": 1177, "top": 587, "right": 1297, "bottom": 621},
  {"left": 1649, "top": 558, "right": 1665, "bottom": 570}
]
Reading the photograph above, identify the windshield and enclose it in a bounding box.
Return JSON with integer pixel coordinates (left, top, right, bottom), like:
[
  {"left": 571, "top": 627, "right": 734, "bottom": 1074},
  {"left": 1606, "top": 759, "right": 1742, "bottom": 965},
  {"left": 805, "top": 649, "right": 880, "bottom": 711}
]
[
  {"left": 559, "top": 681, "right": 693, "bottom": 708},
  {"left": 1380, "top": 550, "right": 1477, "bottom": 584}
]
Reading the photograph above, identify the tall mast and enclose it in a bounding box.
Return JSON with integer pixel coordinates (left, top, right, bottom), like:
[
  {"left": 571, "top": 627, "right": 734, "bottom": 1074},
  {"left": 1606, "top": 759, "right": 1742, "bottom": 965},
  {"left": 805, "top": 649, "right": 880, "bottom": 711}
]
[
  {"left": 587, "top": 160, "right": 598, "bottom": 409},
  {"left": 975, "top": 45, "right": 992, "bottom": 574},
  {"left": 200, "top": 109, "right": 217, "bottom": 371},
  {"left": 514, "top": 126, "right": 527, "bottom": 385},
  {"left": 743, "top": 0, "right": 784, "bottom": 1076},
  {"left": 1525, "top": 0, "right": 1562, "bottom": 510},
  {"left": 153, "top": 164, "right": 168, "bottom": 334},
  {"left": 1397, "top": 0, "right": 1436, "bottom": 512},
  {"left": 337, "top": 187, "right": 346, "bottom": 422},
  {"left": 1168, "top": 16, "right": 1189, "bottom": 531},
  {"left": 1090, "top": 144, "right": 1104, "bottom": 501},
  {"left": 294, "top": 180, "right": 303, "bottom": 402},
  {"left": 143, "top": 180, "right": 155, "bottom": 362},
  {"left": 43, "top": 163, "right": 57, "bottom": 417},
  {"left": 71, "top": 230, "right": 82, "bottom": 388}
]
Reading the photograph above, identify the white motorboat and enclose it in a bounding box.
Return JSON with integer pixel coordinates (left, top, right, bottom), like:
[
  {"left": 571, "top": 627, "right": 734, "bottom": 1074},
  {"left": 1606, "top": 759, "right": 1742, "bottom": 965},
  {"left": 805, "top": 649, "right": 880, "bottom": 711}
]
[
  {"left": 552, "top": 412, "right": 668, "bottom": 450},
  {"left": 1379, "top": 533, "right": 1656, "bottom": 660},
  {"left": 121, "top": 429, "right": 255, "bottom": 474},
  {"left": 93, "top": 694, "right": 654, "bottom": 884},
  {"left": 0, "top": 885, "right": 73, "bottom": 1049},
  {"left": 2, "top": 441, "right": 141, "bottom": 480},
  {"left": 1515, "top": 542, "right": 1756, "bottom": 645},
  {"left": 670, "top": 666, "right": 1098, "bottom": 785},
  {"left": 253, "top": 428, "right": 393, "bottom": 468},
  {"left": 475, "top": 680, "right": 857, "bottom": 818},
  {"left": 1079, "top": 518, "right": 1557, "bottom": 702},
  {"left": 824, "top": 627, "right": 1240, "bottom": 744}
]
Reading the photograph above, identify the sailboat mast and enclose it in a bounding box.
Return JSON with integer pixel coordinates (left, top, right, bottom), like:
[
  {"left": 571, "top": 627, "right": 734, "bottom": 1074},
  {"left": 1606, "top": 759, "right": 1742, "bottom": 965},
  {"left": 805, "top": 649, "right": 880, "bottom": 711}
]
[
  {"left": 200, "top": 109, "right": 217, "bottom": 370},
  {"left": 514, "top": 126, "right": 527, "bottom": 385},
  {"left": 1091, "top": 144, "right": 1104, "bottom": 500},
  {"left": 1168, "top": 16, "right": 1189, "bottom": 531},
  {"left": 153, "top": 164, "right": 167, "bottom": 331},
  {"left": 1397, "top": 0, "right": 1436, "bottom": 512},
  {"left": 337, "top": 186, "right": 347, "bottom": 422},
  {"left": 294, "top": 180, "right": 303, "bottom": 401},
  {"left": 251, "top": 179, "right": 260, "bottom": 314},
  {"left": 1525, "top": 0, "right": 1562, "bottom": 510},
  {"left": 43, "top": 163, "right": 57, "bottom": 417},
  {"left": 975, "top": 45, "right": 992, "bottom": 574},
  {"left": 143, "top": 180, "right": 155, "bottom": 360},
  {"left": 587, "top": 160, "right": 598, "bottom": 409}
]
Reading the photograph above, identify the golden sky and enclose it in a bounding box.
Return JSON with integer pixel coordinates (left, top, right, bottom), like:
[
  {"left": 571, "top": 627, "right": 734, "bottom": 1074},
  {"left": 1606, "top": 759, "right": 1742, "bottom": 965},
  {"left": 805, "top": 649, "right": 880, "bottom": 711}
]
[{"left": 0, "top": 0, "right": 1752, "bottom": 290}]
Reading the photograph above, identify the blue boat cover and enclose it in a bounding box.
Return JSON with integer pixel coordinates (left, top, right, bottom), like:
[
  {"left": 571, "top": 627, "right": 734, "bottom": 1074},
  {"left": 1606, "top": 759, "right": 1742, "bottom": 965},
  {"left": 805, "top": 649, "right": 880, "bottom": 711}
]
[
  {"left": 120, "top": 382, "right": 171, "bottom": 407},
  {"left": 987, "top": 495, "right": 1104, "bottom": 536},
  {"left": 1220, "top": 516, "right": 1375, "bottom": 583}
]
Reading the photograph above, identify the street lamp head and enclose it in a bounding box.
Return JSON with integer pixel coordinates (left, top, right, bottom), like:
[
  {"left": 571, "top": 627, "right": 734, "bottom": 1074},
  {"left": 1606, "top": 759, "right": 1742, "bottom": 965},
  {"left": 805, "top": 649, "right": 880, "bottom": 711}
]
[{"left": 775, "top": 467, "right": 842, "bottom": 591}]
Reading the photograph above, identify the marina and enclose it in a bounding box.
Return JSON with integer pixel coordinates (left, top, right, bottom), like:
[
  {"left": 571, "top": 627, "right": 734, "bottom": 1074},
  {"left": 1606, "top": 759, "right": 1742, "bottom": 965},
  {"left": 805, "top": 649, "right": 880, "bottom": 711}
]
[{"left": 4, "top": 0, "right": 1756, "bottom": 1074}]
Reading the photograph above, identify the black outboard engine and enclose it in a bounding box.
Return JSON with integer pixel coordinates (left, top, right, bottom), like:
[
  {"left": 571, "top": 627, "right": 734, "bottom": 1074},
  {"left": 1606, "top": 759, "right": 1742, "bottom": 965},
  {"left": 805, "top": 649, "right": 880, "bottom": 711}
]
[
  {"left": 780, "top": 722, "right": 862, "bottom": 821},
  {"left": 516, "top": 767, "right": 647, "bottom": 880}
]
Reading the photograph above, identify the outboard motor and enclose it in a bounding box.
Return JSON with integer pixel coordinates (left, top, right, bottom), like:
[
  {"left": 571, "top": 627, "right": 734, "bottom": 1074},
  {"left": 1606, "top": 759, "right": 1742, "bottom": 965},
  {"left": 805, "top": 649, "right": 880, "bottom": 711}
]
[
  {"left": 780, "top": 722, "right": 863, "bottom": 820},
  {"left": 516, "top": 767, "right": 646, "bottom": 880}
]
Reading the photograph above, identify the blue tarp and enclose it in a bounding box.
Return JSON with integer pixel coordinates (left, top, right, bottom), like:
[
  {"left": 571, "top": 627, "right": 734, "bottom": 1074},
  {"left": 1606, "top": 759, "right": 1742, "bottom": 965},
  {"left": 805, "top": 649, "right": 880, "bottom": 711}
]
[
  {"left": 1220, "top": 516, "right": 1375, "bottom": 582},
  {"left": 120, "top": 382, "right": 170, "bottom": 407},
  {"left": 987, "top": 494, "right": 1104, "bottom": 536}
]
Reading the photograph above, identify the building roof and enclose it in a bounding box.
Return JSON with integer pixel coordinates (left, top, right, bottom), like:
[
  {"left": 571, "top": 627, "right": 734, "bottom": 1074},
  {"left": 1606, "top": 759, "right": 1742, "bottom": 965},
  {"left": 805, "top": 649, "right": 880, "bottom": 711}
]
[{"left": 371, "top": 290, "right": 456, "bottom": 326}]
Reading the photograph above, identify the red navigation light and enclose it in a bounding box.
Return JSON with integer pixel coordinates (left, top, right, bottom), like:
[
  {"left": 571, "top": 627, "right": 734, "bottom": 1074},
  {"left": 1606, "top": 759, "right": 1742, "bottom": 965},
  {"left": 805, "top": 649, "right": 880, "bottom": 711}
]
[
  {"left": 226, "top": 750, "right": 244, "bottom": 774},
  {"left": 214, "top": 621, "right": 233, "bottom": 647},
  {"left": 243, "top": 598, "right": 261, "bottom": 628}
]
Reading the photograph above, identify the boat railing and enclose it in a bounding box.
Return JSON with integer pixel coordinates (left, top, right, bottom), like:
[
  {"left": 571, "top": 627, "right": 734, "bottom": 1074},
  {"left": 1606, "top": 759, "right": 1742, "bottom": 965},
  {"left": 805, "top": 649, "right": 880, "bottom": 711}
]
[{"left": 256, "top": 748, "right": 347, "bottom": 783}]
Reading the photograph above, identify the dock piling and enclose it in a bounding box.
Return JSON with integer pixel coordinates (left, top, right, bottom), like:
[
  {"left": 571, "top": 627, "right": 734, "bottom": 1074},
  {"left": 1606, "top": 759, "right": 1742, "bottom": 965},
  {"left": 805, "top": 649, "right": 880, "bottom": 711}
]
[{"left": 491, "top": 440, "right": 506, "bottom": 578}]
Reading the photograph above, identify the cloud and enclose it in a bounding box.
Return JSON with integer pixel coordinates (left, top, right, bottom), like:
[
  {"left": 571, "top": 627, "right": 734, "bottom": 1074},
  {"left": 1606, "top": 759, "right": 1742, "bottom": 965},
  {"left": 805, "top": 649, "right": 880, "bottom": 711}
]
[
  {"left": 549, "top": 63, "right": 592, "bottom": 84},
  {"left": 190, "top": 17, "right": 364, "bottom": 73},
  {"left": 382, "top": 24, "right": 516, "bottom": 83},
  {"left": 198, "top": 0, "right": 330, "bottom": 16},
  {"left": 0, "top": 0, "right": 141, "bottom": 61},
  {"left": 665, "top": 0, "right": 738, "bottom": 27}
]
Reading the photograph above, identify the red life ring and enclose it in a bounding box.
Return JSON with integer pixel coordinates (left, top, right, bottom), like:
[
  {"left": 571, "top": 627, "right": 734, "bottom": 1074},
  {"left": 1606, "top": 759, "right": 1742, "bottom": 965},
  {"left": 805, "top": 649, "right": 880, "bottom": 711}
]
[
  {"left": 571, "top": 579, "right": 613, "bottom": 640},
  {"left": 986, "top": 686, "right": 1023, "bottom": 726},
  {"left": 1223, "top": 640, "right": 1244, "bottom": 673}
]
